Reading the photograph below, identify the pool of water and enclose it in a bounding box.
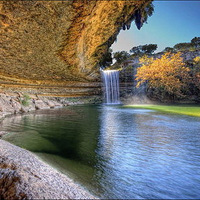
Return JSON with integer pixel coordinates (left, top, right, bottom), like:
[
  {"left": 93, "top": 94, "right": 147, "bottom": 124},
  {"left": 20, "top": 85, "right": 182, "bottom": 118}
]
[{"left": 1, "top": 105, "right": 200, "bottom": 199}]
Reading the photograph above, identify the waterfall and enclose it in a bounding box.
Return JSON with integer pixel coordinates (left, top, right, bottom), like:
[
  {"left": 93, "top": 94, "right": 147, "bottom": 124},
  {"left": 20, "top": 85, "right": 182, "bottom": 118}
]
[{"left": 102, "top": 70, "right": 120, "bottom": 104}]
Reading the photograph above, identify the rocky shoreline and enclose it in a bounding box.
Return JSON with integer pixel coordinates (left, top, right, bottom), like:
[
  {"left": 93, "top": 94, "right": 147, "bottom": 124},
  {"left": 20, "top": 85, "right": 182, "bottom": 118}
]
[
  {"left": 0, "top": 140, "right": 97, "bottom": 199},
  {"left": 0, "top": 92, "right": 101, "bottom": 121},
  {"left": 0, "top": 92, "right": 100, "bottom": 199}
]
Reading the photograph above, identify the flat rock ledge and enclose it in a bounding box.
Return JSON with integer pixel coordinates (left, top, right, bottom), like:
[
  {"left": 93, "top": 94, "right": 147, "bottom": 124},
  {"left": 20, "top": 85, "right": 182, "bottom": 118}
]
[{"left": 0, "top": 140, "right": 97, "bottom": 199}]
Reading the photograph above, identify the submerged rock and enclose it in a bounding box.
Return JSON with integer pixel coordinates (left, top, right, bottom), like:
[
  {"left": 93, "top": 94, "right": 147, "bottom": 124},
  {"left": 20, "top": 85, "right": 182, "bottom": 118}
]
[{"left": 2, "top": 130, "right": 60, "bottom": 154}]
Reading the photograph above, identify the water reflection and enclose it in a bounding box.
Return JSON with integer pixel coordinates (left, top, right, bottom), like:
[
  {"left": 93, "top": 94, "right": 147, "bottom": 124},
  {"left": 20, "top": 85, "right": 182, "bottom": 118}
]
[
  {"left": 1, "top": 105, "right": 200, "bottom": 199},
  {"left": 96, "top": 106, "right": 200, "bottom": 199}
]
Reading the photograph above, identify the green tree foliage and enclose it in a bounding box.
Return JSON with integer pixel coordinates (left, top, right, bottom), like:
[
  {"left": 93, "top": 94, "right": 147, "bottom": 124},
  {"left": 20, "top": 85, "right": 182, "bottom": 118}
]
[
  {"left": 129, "top": 46, "right": 142, "bottom": 56},
  {"left": 191, "top": 37, "right": 200, "bottom": 48},
  {"left": 183, "top": 56, "right": 200, "bottom": 101},
  {"left": 173, "top": 38, "right": 200, "bottom": 51},
  {"left": 162, "top": 37, "right": 200, "bottom": 53},
  {"left": 113, "top": 51, "right": 130, "bottom": 63},
  {"left": 20, "top": 94, "right": 31, "bottom": 106},
  {"left": 173, "top": 43, "right": 193, "bottom": 51},
  {"left": 190, "top": 56, "right": 200, "bottom": 90},
  {"left": 163, "top": 47, "right": 174, "bottom": 53},
  {"left": 130, "top": 44, "right": 157, "bottom": 56},
  {"left": 142, "top": 44, "right": 157, "bottom": 54},
  {"left": 99, "top": 48, "right": 113, "bottom": 68}
]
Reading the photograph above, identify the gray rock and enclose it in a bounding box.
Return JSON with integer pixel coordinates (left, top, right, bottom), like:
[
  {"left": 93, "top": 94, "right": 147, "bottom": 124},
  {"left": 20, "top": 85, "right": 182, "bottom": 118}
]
[
  {"left": 45, "top": 100, "right": 55, "bottom": 108},
  {"left": 0, "top": 140, "right": 97, "bottom": 199},
  {"left": 0, "top": 131, "right": 8, "bottom": 137},
  {"left": 10, "top": 99, "right": 22, "bottom": 114},
  {"left": 35, "top": 100, "right": 50, "bottom": 110},
  {"left": 0, "top": 97, "right": 15, "bottom": 114}
]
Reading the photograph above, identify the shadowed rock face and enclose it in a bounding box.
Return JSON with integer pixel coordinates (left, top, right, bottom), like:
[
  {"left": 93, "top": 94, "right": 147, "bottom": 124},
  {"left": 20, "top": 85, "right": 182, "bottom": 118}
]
[{"left": 0, "top": 0, "right": 150, "bottom": 85}]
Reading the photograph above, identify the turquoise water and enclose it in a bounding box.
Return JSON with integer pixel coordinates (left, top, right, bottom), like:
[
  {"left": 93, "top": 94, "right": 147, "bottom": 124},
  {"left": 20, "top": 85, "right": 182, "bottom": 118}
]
[{"left": 1, "top": 105, "right": 200, "bottom": 199}]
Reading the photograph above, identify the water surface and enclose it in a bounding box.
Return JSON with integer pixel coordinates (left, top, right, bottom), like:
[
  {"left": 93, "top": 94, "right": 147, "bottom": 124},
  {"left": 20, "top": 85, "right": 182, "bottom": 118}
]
[{"left": 1, "top": 105, "right": 200, "bottom": 199}]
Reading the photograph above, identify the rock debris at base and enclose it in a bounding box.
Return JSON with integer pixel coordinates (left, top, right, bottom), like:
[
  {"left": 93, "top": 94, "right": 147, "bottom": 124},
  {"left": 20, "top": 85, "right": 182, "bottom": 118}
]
[{"left": 0, "top": 139, "right": 97, "bottom": 199}]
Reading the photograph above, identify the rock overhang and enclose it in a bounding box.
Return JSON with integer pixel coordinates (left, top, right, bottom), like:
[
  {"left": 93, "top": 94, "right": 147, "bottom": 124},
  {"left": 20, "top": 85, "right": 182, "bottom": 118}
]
[{"left": 0, "top": 0, "right": 151, "bottom": 85}]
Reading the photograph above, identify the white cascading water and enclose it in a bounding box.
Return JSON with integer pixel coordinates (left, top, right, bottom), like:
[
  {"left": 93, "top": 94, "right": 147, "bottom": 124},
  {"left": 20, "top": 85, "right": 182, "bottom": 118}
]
[{"left": 102, "top": 70, "right": 120, "bottom": 104}]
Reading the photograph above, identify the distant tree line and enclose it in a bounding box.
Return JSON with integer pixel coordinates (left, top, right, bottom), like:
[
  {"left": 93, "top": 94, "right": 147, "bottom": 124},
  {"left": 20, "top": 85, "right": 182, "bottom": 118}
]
[
  {"left": 163, "top": 37, "right": 200, "bottom": 52},
  {"left": 101, "top": 37, "right": 200, "bottom": 69},
  {"left": 130, "top": 44, "right": 157, "bottom": 56},
  {"left": 112, "top": 43, "right": 157, "bottom": 67}
]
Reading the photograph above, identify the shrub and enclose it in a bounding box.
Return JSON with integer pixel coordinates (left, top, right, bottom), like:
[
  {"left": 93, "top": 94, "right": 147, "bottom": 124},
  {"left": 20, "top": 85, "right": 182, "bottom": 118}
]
[{"left": 20, "top": 94, "right": 31, "bottom": 106}]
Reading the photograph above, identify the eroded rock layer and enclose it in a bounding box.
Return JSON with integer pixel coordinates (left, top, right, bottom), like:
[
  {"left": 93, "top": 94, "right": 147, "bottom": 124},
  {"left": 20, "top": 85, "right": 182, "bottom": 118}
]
[{"left": 0, "top": 0, "right": 150, "bottom": 85}]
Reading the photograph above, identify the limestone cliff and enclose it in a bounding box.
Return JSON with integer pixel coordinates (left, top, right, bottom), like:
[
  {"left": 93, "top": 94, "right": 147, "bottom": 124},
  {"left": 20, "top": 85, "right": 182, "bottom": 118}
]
[{"left": 0, "top": 0, "right": 151, "bottom": 86}]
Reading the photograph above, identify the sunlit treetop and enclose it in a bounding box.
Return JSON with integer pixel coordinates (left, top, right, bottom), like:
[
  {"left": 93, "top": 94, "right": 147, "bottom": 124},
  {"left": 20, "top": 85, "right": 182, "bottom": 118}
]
[{"left": 136, "top": 52, "right": 190, "bottom": 97}]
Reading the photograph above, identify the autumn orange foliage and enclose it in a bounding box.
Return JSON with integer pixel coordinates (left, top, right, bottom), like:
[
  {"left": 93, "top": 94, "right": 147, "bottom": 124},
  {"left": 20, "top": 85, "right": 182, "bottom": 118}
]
[{"left": 136, "top": 52, "right": 190, "bottom": 97}]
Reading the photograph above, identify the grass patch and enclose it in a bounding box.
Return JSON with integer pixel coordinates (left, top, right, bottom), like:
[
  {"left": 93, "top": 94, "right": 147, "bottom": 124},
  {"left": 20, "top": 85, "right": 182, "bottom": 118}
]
[
  {"left": 20, "top": 94, "right": 31, "bottom": 106},
  {"left": 123, "top": 104, "right": 200, "bottom": 117}
]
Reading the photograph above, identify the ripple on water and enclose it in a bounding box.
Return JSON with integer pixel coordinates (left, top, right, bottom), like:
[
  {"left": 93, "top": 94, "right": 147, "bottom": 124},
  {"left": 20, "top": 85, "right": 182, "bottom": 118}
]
[{"left": 1, "top": 105, "right": 200, "bottom": 199}]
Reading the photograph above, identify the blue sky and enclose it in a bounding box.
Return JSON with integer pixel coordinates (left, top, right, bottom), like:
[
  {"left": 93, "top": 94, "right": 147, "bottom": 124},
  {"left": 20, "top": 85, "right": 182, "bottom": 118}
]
[{"left": 112, "top": 1, "right": 200, "bottom": 53}]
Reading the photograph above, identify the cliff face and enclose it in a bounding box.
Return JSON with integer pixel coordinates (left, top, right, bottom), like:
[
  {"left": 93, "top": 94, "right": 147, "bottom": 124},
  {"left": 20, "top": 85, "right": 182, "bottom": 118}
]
[{"left": 0, "top": 0, "right": 150, "bottom": 85}]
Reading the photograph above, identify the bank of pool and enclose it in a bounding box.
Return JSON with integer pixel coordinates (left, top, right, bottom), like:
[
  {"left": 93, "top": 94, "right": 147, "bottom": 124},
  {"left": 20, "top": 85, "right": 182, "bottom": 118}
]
[{"left": 123, "top": 104, "right": 200, "bottom": 117}]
